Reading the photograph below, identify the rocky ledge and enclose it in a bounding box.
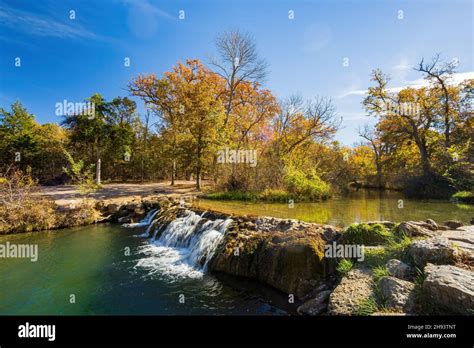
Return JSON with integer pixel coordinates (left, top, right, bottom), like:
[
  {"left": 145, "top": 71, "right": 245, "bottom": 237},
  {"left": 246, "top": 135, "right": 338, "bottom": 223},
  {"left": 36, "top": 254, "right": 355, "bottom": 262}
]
[{"left": 100, "top": 198, "right": 473, "bottom": 316}]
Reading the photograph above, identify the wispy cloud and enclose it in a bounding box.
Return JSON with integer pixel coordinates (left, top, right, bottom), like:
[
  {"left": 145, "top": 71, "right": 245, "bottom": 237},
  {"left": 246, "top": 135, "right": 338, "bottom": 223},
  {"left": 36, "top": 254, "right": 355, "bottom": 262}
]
[
  {"left": 338, "top": 71, "right": 474, "bottom": 98},
  {"left": 302, "top": 23, "right": 332, "bottom": 53},
  {"left": 0, "top": 4, "right": 107, "bottom": 41},
  {"left": 120, "top": 0, "right": 176, "bottom": 21}
]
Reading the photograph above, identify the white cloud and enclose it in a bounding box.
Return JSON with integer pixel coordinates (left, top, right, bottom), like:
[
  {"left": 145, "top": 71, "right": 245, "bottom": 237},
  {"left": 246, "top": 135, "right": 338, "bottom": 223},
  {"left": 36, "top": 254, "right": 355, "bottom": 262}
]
[
  {"left": 339, "top": 71, "right": 474, "bottom": 98},
  {"left": 0, "top": 5, "right": 101, "bottom": 40}
]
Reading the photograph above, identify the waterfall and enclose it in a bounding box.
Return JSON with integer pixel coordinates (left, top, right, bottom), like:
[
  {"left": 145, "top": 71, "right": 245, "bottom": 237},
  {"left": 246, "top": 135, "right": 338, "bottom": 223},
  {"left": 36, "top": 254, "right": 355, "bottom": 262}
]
[
  {"left": 122, "top": 209, "right": 158, "bottom": 229},
  {"left": 135, "top": 209, "right": 232, "bottom": 279}
]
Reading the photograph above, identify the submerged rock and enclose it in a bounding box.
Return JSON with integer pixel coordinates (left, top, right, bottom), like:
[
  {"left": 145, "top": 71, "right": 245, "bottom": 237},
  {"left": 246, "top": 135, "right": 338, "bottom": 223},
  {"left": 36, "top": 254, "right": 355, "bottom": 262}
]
[
  {"left": 423, "top": 263, "right": 474, "bottom": 315},
  {"left": 379, "top": 276, "right": 416, "bottom": 312},
  {"left": 327, "top": 268, "right": 373, "bottom": 315}
]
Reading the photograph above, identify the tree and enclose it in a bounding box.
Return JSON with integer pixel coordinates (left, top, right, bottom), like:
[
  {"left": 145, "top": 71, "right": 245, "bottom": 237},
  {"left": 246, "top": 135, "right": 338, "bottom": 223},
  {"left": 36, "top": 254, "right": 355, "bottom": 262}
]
[
  {"left": 130, "top": 59, "right": 227, "bottom": 189},
  {"left": 62, "top": 93, "right": 109, "bottom": 185},
  {"left": 210, "top": 30, "right": 268, "bottom": 126}
]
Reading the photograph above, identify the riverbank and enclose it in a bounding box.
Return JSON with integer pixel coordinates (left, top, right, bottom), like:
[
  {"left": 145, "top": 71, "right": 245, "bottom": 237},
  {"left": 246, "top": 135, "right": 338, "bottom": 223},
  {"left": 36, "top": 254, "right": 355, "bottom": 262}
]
[{"left": 113, "top": 198, "right": 474, "bottom": 315}]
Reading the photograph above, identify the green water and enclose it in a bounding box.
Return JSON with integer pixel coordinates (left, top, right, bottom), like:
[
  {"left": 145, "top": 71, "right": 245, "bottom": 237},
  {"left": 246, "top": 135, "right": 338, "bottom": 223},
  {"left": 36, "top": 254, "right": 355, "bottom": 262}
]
[
  {"left": 195, "top": 189, "right": 473, "bottom": 226},
  {"left": 0, "top": 224, "right": 291, "bottom": 315},
  {"left": 1, "top": 190, "right": 472, "bottom": 315}
]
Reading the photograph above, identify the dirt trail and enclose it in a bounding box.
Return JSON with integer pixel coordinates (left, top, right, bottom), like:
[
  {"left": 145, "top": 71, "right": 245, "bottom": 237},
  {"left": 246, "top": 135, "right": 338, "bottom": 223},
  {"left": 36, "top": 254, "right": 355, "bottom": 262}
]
[{"left": 35, "top": 181, "right": 207, "bottom": 206}]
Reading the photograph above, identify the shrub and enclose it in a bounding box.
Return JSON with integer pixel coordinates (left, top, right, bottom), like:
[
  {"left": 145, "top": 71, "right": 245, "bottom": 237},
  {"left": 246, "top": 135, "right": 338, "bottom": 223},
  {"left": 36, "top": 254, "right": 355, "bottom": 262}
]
[
  {"left": 284, "top": 165, "right": 331, "bottom": 201},
  {"left": 0, "top": 167, "right": 58, "bottom": 234},
  {"left": 451, "top": 191, "right": 474, "bottom": 204},
  {"left": 259, "top": 188, "right": 292, "bottom": 202},
  {"left": 343, "top": 223, "right": 392, "bottom": 246}
]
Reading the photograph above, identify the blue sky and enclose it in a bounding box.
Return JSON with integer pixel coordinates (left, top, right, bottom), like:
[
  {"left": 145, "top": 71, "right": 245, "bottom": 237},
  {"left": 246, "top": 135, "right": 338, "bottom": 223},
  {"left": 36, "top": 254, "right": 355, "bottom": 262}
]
[{"left": 0, "top": 0, "right": 472, "bottom": 145}]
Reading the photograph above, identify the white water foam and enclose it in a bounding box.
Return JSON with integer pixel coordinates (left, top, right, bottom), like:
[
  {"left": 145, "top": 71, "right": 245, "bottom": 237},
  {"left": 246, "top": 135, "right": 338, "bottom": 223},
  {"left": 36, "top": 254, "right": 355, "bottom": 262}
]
[
  {"left": 122, "top": 209, "right": 158, "bottom": 229},
  {"left": 134, "top": 210, "right": 232, "bottom": 280}
]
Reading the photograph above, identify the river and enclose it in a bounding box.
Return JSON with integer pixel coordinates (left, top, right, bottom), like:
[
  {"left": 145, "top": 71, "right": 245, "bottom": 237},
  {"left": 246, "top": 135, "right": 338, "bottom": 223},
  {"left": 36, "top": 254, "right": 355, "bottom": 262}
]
[{"left": 1, "top": 190, "right": 472, "bottom": 315}]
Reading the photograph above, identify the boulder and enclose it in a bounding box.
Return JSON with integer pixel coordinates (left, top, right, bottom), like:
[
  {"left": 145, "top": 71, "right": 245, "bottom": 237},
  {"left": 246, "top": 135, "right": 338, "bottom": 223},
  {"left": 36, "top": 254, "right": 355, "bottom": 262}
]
[
  {"left": 409, "top": 237, "right": 459, "bottom": 267},
  {"left": 439, "top": 226, "right": 474, "bottom": 261},
  {"left": 425, "top": 219, "right": 438, "bottom": 230},
  {"left": 423, "top": 263, "right": 474, "bottom": 315},
  {"left": 328, "top": 268, "right": 373, "bottom": 315},
  {"left": 125, "top": 203, "right": 138, "bottom": 211},
  {"left": 209, "top": 216, "right": 329, "bottom": 299},
  {"left": 297, "top": 290, "right": 332, "bottom": 315},
  {"left": 397, "top": 221, "right": 437, "bottom": 237},
  {"left": 386, "top": 259, "right": 413, "bottom": 280},
  {"left": 118, "top": 216, "right": 132, "bottom": 224},
  {"left": 107, "top": 203, "right": 120, "bottom": 214},
  {"left": 443, "top": 220, "right": 464, "bottom": 229},
  {"left": 379, "top": 276, "right": 416, "bottom": 312}
]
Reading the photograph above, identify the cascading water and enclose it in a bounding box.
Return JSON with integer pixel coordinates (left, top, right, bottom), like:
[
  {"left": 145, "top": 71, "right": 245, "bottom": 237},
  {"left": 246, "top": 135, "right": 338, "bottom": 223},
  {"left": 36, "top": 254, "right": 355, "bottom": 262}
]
[
  {"left": 134, "top": 209, "right": 232, "bottom": 280},
  {"left": 122, "top": 209, "right": 158, "bottom": 228}
]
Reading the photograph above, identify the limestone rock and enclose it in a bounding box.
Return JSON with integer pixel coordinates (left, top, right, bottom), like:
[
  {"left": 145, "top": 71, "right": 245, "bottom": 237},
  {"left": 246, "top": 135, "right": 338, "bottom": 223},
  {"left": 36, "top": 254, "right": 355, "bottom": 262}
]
[
  {"left": 328, "top": 268, "right": 373, "bottom": 315},
  {"left": 386, "top": 259, "right": 413, "bottom": 280},
  {"left": 423, "top": 263, "right": 474, "bottom": 315},
  {"left": 439, "top": 226, "right": 474, "bottom": 261},
  {"left": 209, "top": 216, "right": 330, "bottom": 299},
  {"left": 443, "top": 220, "right": 464, "bottom": 229},
  {"left": 397, "top": 221, "right": 437, "bottom": 237},
  {"left": 379, "top": 276, "right": 415, "bottom": 312},
  {"left": 107, "top": 203, "right": 120, "bottom": 214},
  {"left": 297, "top": 290, "right": 331, "bottom": 315},
  {"left": 409, "top": 237, "right": 458, "bottom": 267}
]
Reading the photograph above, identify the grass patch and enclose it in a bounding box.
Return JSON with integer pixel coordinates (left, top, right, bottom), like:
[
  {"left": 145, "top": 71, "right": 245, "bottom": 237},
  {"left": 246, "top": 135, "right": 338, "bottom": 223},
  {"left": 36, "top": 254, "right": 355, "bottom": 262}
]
[
  {"left": 336, "top": 258, "right": 354, "bottom": 276},
  {"left": 205, "top": 189, "right": 294, "bottom": 202},
  {"left": 354, "top": 297, "right": 379, "bottom": 316},
  {"left": 372, "top": 265, "right": 389, "bottom": 282},
  {"left": 205, "top": 191, "right": 259, "bottom": 201},
  {"left": 344, "top": 223, "right": 393, "bottom": 246},
  {"left": 451, "top": 191, "right": 474, "bottom": 204}
]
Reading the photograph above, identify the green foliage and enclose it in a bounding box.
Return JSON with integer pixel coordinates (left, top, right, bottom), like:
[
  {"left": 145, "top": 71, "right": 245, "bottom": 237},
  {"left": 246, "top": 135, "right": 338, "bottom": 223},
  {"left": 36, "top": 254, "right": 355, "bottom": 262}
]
[
  {"left": 343, "top": 223, "right": 392, "bottom": 246},
  {"left": 372, "top": 265, "right": 389, "bottom": 282},
  {"left": 362, "top": 247, "right": 390, "bottom": 268},
  {"left": 258, "top": 188, "right": 293, "bottom": 202},
  {"left": 451, "top": 191, "right": 474, "bottom": 204},
  {"left": 336, "top": 258, "right": 353, "bottom": 276},
  {"left": 63, "top": 150, "right": 99, "bottom": 194},
  {"left": 283, "top": 165, "right": 331, "bottom": 201},
  {"left": 354, "top": 296, "right": 379, "bottom": 316},
  {"left": 205, "top": 189, "right": 294, "bottom": 202},
  {"left": 205, "top": 191, "right": 258, "bottom": 201}
]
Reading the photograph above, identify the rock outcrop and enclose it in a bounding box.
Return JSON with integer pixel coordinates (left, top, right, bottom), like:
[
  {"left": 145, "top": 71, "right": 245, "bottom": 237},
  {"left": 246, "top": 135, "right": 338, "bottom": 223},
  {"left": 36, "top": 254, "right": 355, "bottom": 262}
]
[
  {"left": 209, "top": 216, "right": 339, "bottom": 299},
  {"left": 409, "top": 237, "right": 459, "bottom": 267},
  {"left": 423, "top": 263, "right": 474, "bottom": 315}
]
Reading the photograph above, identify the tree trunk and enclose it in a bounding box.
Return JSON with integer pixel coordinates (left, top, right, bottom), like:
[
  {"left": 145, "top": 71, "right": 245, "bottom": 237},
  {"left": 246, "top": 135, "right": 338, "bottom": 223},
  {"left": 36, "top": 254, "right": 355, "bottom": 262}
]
[
  {"left": 171, "top": 159, "right": 176, "bottom": 186},
  {"left": 96, "top": 158, "right": 101, "bottom": 185}
]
